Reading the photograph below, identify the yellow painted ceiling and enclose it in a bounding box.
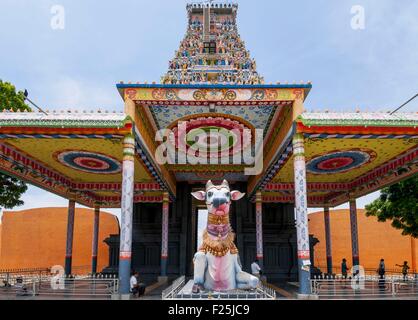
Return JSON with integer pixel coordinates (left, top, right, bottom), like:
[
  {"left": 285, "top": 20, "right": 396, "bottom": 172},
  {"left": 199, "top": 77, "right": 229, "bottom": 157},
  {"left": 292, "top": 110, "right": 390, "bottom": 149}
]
[
  {"left": 7, "top": 139, "right": 152, "bottom": 183},
  {"left": 273, "top": 138, "right": 416, "bottom": 183}
]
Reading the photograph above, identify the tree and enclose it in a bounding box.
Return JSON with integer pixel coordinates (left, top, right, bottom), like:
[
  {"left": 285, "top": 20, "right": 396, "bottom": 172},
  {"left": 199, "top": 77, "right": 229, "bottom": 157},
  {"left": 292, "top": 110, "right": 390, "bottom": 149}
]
[
  {"left": 0, "top": 80, "right": 30, "bottom": 209},
  {"left": 0, "top": 175, "right": 28, "bottom": 209},
  {"left": 365, "top": 175, "right": 418, "bottom": 238},
  {"left": 0, "top": 80, "right": 31, "bottom": 112}
]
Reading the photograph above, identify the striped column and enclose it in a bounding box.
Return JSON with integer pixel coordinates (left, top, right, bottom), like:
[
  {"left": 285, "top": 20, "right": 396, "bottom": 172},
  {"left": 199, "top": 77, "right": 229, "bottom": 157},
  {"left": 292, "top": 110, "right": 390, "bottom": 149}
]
[
  {"left": 349, "top": 198, "right": 360, "bottom": 266},
  {"left": 255, "top": 191, "right": 264, "bottom": 269},
  {"left": 411, "top": 237, "right": 416, "bottom": 274},
  {"left": 91, "top": 206, "right": 100, "bottom": 274},
  {"left": 65, "top": 198, "right": 76, "bottom": 276},
  {"left": 293, "top": 133, "right": 311, "bottom": 296},
  {"left": 324, "top": 207, "right": 333, "bottom": 275},
  {"left": 161, "top": 192, "right": 170, "bottom": 277},
  {"left": 118, "top": 135, "right": 135, "bottom": 296}
]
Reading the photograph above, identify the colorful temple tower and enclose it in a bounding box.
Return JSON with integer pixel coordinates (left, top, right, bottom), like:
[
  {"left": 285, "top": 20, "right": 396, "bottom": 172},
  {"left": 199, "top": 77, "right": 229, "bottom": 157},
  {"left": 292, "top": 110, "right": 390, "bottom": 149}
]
[
  {"left": 162, "top": 3, "right": 263, "bottom": 86},
  {"left": 0, "top": 2, "right": 417, "bottom": 298}
]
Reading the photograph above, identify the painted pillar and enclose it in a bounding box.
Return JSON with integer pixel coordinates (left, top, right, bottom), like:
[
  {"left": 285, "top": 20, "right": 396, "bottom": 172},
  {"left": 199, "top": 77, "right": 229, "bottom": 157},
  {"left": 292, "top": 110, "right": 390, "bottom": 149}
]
[
  {"left": 118, "top": 135, "right": 135, "bottom": 296},
  {"left": 411, "top": 237, "right": 416, "bottom": 274},
  {"left": 65, "top": 198, "right": 76, "bottom": 276},
  {"left": 323, "top": 207, "right": 333, "bottom": 274},
  {"left": 161, "top": 192, "right": 170, "bottom": 277},
  {"left": 255, "top": 191, "right": 264, "bottom": 269},
  {"left": 349, "top": 198, "right": 360, "bottom": 266},
  {"left": 91, "top": 206, "right": 100, "bottom": 274},
  {"left": 292, "top": 133, "right": 311, "bottom": 296}
]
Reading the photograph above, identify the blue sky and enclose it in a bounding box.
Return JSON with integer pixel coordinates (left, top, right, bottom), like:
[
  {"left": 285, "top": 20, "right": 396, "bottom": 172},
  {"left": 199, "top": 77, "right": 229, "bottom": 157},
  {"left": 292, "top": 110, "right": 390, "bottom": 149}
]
[{"left": 0, "top": 0, "right": 417, "bottom": 217}]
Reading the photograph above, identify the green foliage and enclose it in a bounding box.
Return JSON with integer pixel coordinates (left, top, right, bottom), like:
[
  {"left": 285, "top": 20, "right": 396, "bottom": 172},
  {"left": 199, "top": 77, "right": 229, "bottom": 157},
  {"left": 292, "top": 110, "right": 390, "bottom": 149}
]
[
  {"left": 365, "top": 175, "right": 418, "bottom": 238},
  {"left": 0, "top": 80, "right": 31, "bottom": 112},
  {"left": 0, "top": 80, "right": 30, "bottom": 209},
  {"left": 0, "top": 174, "right": 28, "bottom": 209}
]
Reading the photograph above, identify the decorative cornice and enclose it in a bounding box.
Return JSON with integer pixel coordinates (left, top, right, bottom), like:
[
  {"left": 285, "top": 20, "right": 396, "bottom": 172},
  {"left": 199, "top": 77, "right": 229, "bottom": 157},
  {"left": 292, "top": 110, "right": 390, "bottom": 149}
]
[
  {"left": 261, "top": 195, "right": 326, "bottom": 204},
  {"left": 72, "top": 182, "right": 161, "bottom": 192},
  {"left": 265, "top": 182, "right": 351, "bottom": 192},
  {"left": 0, "top": 134, "right": 124, "bottom": 139},
  {"left": 304, "top": 133, "right": 418, "bottom": 140},
  {"left": 117, "top": 83, "right": 312, "bottom": 90},
  {"left": 135, "top": 100, "right": 291, "bottom": 107},
  {"left": 133, "top": 129, "right": 176, "bottom": 199},
  {"left": 0, "top": 112, "right": 132, "bottom": 129},
  {"left": 297, "top": 112, "right": 418, "bottom": 128}
]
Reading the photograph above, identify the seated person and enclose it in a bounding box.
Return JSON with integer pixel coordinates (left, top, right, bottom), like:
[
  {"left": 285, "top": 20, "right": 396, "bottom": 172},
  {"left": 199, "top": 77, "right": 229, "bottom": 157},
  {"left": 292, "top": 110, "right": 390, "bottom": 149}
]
[
  {"left": 15, "top": 277, "right": 32, "bottom": 297},
  {"left": 130, "top": 272, "right": 146, "bottom": 298}
]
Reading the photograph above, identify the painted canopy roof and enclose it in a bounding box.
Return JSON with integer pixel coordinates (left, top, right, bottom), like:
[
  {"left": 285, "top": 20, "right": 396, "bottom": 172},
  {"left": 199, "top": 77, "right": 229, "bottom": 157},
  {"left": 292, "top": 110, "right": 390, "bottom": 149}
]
[
  {"left": 0, "top": 110, "right": 416, "bottom": 208},
  {"left": 256, "top": 112, "right": 418, "bottom": 207},
  {"left": 0, "top": 111, "right": 166, "bottom": 208}
]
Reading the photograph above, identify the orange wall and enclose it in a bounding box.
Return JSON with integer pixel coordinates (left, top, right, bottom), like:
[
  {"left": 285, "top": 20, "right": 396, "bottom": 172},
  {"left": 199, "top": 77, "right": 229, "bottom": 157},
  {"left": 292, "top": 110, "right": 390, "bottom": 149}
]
[
  {"left": 309, "top": 209, "right": 418, "bottom": 272},
  {"left": 0, "top": 222, "right": 2, "bottom": 261},
  {"left": 0, "top": 207, "right": 118, "bottom": 272}
]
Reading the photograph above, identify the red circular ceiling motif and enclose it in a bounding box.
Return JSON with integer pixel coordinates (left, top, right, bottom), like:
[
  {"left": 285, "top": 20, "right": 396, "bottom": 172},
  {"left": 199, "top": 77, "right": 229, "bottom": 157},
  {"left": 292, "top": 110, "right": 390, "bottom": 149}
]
[{"left": 169, "top": 117, "right": 252, "bottom": 158}]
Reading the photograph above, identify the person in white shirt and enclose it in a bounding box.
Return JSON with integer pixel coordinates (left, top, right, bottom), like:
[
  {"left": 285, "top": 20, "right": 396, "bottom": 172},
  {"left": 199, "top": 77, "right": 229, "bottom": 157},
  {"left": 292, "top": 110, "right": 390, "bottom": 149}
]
[
  {"left": 251, "top": 259, "right": 262, "bottom": 278},
  {"left": 15, "top": 277, "right": 32, "bottom": 297},
  {"left": 130, "top": 271, "right": 146, "bottom": 298},
  {"left": 130, "top": 272, "right": 140, "bottom": 298}
]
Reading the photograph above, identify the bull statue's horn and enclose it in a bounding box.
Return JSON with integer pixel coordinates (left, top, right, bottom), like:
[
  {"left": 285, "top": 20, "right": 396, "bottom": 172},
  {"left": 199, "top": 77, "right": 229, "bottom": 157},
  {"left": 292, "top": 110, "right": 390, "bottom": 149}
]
[
  {"left": 206, "top": 180, "right": 215, "bottom": 190},
  {"left": 221, "top": 180, "right": 229, "bottom": 189}
]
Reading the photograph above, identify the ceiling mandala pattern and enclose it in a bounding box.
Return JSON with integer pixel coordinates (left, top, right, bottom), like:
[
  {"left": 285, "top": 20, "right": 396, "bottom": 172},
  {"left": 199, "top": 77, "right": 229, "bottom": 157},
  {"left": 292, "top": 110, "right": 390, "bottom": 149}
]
[
  {"left": 150, "top": 105, "right": 276, "bottom": 131},
  {"left": 55, "top": 150, "right": 122, "bottom": 175},
  {"left": 169, "top": 116, "right": 252, "bottom": 158},
  {"left": 307, "top": 149, "right": 377, "bottom": 175}
]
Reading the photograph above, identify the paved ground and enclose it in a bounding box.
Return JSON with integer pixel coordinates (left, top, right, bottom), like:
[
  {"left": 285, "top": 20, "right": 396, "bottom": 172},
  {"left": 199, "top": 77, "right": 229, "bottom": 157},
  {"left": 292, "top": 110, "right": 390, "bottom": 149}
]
[
  {"left": 269, "top": 282, "right": 298, "bottom": 299},
  {"left": 140, "top": 281, "right": 171, "bottom": 300},
  {"left": 2, "top": 278, "right": 417, "bottom": 300}
]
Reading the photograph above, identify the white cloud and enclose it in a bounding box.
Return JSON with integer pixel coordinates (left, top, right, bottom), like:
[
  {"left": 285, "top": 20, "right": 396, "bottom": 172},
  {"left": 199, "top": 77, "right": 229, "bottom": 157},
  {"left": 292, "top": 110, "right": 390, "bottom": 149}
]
[
  {"left": 45, "top": 76, "right": 122, "bottom": 112},
  {"left": 14, "top": 185, "right": 121, "bottom": 221},
  {"left": 308, "top": 191, "right": 381, "bottom": 214}
]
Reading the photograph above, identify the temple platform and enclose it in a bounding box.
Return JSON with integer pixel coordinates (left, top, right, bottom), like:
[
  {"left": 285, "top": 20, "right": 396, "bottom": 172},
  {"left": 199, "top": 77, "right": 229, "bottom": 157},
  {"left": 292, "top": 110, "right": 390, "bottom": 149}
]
[{"left": 163, "top": 278, "right": 277, "bottom": 300}]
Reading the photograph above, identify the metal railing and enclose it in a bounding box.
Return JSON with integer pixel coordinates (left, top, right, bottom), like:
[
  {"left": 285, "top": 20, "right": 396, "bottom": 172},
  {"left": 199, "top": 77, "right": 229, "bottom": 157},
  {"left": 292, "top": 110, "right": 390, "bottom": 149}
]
[
  {"left": 0, "top": 266, "right": 92, "bottom": 277},
  {"left": 0, "top": 267, "right": 51, "bottom": 274},
  {"left": 311, "top": 276, "right": 418, "bottom": 299},
  {"left": 315, "top": 265, "right": 417, "bottom": 277},
  {"left": 256, "top": 282, "right": 277, "bottom": 300},
  {"left": 0, "top": 274, "right": 119, "bottom": 299},
  {"left": 162, "top": 276, "right": 186, "bottom": 300},
  {"left": 36, "top": 274, "right": 119, "bottom": 298},
  {"left": 162, "top": 276, "right": 276, "bottom": 300}
]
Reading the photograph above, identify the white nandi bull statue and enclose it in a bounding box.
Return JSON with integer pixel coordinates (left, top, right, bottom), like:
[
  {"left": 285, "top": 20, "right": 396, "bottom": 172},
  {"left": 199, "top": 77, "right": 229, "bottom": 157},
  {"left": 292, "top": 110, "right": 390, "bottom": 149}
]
[{"left": 191, "top": 180, "right": 259, "bottom": 293}]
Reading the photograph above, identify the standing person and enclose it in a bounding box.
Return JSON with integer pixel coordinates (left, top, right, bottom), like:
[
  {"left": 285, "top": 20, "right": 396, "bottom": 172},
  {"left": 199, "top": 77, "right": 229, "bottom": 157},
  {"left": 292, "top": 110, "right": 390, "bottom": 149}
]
[
  {"left": 378, "top": 259, "right": 386, "bottom": 279},
  {"left": 377, "top": 259, "right": 386, "bottom": 292},
  {"left": 251, "top": 259, "right": 262, "bottom": 279},
  {"left": 396, "top": 261, "right": 410, "bottom": 281},
  {"left": 341, "top": 259, "right": 349, "bottom": 279}
]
